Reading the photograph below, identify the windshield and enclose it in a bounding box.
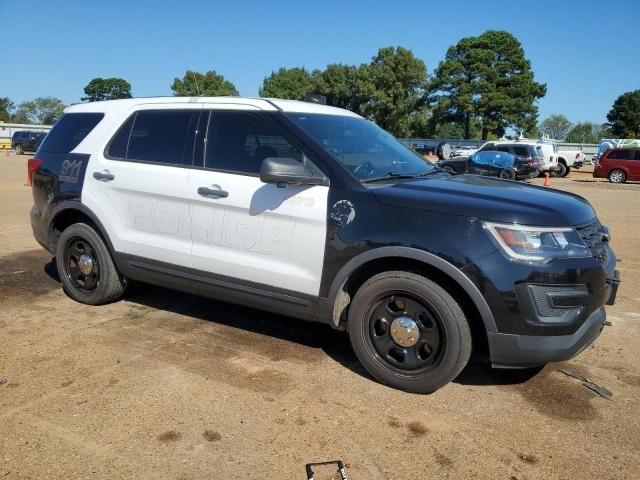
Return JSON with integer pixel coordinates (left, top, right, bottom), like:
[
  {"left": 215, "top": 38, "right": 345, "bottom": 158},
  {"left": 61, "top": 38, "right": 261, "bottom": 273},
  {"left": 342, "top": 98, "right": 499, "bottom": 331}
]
[{"left": 285, "top": 113, "right": 435, "bottom": 181}]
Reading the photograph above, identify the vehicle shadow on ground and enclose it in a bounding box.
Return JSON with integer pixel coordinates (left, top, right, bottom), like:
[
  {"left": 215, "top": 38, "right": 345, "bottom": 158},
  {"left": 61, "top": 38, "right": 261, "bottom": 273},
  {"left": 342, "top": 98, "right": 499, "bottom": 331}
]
[{"left": 44, "top": 258, "right": 542, "bottom": 389}]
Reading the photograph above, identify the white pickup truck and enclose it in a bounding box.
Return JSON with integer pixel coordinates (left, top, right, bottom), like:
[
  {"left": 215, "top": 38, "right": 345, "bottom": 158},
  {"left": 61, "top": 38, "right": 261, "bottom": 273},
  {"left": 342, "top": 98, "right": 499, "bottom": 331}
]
[{"left": 555, "top": 149, "right": 586, "bottom": 177}]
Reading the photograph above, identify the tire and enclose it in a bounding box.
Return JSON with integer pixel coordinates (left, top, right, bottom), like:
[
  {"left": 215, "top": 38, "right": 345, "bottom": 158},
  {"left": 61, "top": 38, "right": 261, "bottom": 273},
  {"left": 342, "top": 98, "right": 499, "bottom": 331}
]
[
  {"left": 55, "top": 223, "right": 126, "bottom": 305},
  {"left": 552, "top": 162, "right": 567, "bottom": 177},
  {"left": 608, "top": 169, "right": 626, "bottom": 184},
  {"left": 498, "top": 168, "right": 516, "bottom": 180},
  {"left": 348, "top": 271, "right": 472, "bottom": 393},
  {"left": 14, "top": 144, "right": 23, "bottom": 155},
  {"left": 436, "top": 142, "right": 452, "bottom": 160}
]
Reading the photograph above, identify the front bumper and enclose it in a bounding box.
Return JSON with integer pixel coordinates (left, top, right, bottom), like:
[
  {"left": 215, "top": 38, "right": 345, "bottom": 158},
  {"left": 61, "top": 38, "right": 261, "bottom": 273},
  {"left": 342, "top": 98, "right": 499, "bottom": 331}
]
[{"left": 488, "top": 306, "right": 607, "bottom": 368}]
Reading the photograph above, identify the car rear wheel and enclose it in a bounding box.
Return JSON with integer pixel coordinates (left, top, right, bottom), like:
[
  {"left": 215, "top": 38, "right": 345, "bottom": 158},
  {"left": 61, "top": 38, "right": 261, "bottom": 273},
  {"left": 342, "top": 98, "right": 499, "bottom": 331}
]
[
  {"left": 56, "top": 223, "right": 127, "bottom": 305},
  {"left": 498, "top": 168, "right": 517, "bottom": 180},
  {"left": 14, "top": 144, "right": 23, "bottom": 155},
  {"left": 608, "top": 169, "right": 626, "bottom": 184},
  {"left": 348, "top": 271, "right": 472, "bottom": 393},
  {"left": 552, "top": 162, "right": 567, "bottom": 177}
]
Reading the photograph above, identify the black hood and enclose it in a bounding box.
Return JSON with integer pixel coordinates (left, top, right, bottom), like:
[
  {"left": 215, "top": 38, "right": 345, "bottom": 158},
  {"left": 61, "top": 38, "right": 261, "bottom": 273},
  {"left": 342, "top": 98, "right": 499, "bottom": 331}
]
[{"left": 372, "top": 173, "right": 596, "bottom": 227}]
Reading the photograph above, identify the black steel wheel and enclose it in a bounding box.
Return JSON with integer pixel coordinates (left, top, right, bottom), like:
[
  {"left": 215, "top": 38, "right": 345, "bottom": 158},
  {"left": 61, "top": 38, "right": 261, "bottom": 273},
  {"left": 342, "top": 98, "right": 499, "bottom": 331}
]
[
  {"left": 367, "top": 294, "right": 444, "bottom": 372},
  {"left": 63, "top": 237, "right": 100, "bottom": 291},
  {"left": 348, "top": 271, "right": 472, "bottom": 393},
  {"left": 55, "top": 223, "right": 126, "bottom": 305}
]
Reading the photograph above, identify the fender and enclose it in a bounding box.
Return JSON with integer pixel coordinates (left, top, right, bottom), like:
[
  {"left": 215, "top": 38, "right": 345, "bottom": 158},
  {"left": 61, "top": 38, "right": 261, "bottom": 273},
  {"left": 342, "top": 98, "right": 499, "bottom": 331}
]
[
  {"left": 48, "top": 200, "right": 117, "bottom": 255},
  {"left": 322, "top": 246, "right": 497, "bottom": 333}
]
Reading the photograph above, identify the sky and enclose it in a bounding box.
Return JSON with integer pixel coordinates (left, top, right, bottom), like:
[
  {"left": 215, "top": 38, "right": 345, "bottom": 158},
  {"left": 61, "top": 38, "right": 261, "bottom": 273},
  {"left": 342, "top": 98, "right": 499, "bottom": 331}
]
[{"left": 2, "top": 0, "right": 639, "bottom": 124}]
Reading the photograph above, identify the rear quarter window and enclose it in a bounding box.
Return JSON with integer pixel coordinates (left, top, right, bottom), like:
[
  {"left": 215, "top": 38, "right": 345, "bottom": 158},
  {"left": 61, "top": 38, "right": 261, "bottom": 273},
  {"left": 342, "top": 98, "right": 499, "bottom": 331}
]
[
  {"left": 607, "top": 149, "right": 632, "bottom": 160},
  {"left": 38, "top": 113, "right": 104, "bottom": 154}
]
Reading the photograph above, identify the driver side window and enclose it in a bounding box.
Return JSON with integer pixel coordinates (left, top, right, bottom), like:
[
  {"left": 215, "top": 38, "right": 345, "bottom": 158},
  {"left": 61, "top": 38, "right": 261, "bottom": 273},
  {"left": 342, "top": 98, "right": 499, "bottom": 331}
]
[{"left": 205, "top": 111, "right": 303, "bottom": 175}]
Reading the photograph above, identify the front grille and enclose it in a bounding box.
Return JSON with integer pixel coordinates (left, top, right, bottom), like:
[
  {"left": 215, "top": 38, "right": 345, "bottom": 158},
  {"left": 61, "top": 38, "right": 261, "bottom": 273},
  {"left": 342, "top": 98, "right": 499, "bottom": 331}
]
[{"left": 576, "top": 219, "right": 608, "bottom": 264}]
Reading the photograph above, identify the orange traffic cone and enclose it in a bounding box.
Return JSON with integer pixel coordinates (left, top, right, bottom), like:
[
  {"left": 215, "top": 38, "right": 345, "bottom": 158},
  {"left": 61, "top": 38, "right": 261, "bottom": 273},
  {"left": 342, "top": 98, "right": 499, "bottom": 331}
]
[{"left": 544, "top": 172, "right": 550, "bottom": 187}]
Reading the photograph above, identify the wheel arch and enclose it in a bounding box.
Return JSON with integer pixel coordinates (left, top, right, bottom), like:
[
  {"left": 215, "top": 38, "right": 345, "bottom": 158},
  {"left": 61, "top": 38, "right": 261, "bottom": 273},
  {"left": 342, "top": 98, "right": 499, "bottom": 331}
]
[
  {"left": 48, "top": 201, "right": 116, "bottom": 255},
  {"left": 323, "top": 247, "right": 497, "bottom": 347}
]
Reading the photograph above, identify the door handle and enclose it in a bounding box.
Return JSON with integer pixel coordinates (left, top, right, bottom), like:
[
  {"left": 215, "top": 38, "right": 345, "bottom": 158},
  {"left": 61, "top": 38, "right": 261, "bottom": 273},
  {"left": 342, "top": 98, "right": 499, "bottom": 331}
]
[
  {"left": 198, "top": 186, "right": 228, "bottom": 198},
  {"left": 93, "top": 170, "right": 115, "bottom": 182}
]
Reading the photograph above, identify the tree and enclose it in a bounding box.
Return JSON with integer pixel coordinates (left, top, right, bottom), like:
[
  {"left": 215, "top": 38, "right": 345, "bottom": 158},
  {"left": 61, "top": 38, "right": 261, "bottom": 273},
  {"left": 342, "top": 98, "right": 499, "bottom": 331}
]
[
  {"left": 607, "top": 90, "right": 640, "bottom": 137},
  {"left": 171, "top": 70, "right": 238, "bottom": 96},
  {"left": 13, "top": 97, "right": 66, "bottom": 124},
  {"left": 259, "top": 67, "right": 314, "bottom": 100},
  {"left": 359, "top": 46, "right": 428, "bottom": 137},
  {"left": 539, "top": 114, "right": 572, "bottom": 140},
  {"left": 430, "top": 30, "right": 546, "bottom": 139},
  {"left": 0, "top": 97, "right": 13, "bottom": 121},
  {"left": 565, "top": 122, "right": 610, "bottom": 144},
  {"left": 82, "top": 77, "right": 132, "bottom": 102},
  {"left": 311, "top": 64, "right": 366, "bottom": 112}
]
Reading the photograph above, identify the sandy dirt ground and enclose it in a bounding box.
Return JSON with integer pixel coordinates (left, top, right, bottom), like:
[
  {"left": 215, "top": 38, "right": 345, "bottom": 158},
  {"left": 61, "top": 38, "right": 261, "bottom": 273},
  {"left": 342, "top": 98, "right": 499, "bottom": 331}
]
[{"left": 1, "top": 153, "right": 639, "bottom": 479}]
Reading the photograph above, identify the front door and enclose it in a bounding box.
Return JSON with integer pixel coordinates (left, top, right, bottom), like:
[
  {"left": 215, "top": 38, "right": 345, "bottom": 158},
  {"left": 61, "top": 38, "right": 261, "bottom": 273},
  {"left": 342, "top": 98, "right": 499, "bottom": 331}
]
[{"left": 187, "top": 107, "right": 329, "bottom": 299}]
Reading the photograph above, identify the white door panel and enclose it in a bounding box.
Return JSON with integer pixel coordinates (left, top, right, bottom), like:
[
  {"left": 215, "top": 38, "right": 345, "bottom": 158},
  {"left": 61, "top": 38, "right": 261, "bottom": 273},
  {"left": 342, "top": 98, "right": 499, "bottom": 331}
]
[
  {"left": 83, "top": 162, "right": 191, "bottom": 266},
  {"left": 188, "top": 171, "right": 328, "bottom": 296}
]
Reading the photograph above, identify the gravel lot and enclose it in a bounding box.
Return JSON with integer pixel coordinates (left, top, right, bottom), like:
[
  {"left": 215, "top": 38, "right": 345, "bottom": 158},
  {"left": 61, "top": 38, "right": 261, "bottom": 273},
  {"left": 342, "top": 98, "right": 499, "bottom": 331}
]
[{"left": 1, "top": 154, "right": 639, "bottom": 479}]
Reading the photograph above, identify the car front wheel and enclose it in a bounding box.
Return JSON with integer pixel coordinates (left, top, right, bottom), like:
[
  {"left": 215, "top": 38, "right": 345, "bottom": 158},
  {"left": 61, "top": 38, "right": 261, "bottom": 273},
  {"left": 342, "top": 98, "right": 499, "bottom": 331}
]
[
  {"left": 14, "top": 144, "right": 23, "bottom": 155},
  {"left": 348, "top": 271, "right": 472, "bottom": 393}
]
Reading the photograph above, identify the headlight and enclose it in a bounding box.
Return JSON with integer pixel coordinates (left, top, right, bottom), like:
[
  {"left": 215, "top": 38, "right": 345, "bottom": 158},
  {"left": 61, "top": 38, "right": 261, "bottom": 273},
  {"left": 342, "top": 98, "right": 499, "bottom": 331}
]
[{"left": 483, "top": 222, "right": 591, "bottom": 262}]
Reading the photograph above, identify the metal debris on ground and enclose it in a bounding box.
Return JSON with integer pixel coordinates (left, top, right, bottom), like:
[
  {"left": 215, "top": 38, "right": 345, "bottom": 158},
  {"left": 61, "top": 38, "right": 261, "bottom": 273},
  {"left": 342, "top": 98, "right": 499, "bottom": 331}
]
[
  {"left": 583, "top": 381, "right": 613, "bottom": 399},
  {"left": 558, "top": 368, "right": 613, "bottom": 399},
  {"left": 0, "top": 378, "right": 8, "bottom": 386},
  {"left": 306, "top": 460, "right": 348, "bottom": 480},
  {"left": 558, "top": 368, "right": 588, "bottom": 382}
]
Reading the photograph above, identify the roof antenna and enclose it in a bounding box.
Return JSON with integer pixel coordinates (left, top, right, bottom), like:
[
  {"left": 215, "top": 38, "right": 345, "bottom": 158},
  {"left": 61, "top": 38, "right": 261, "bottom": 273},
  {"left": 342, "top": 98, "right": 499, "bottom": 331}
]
[{"left": 187, "top": 54, "right": 200, "bottom": 96}]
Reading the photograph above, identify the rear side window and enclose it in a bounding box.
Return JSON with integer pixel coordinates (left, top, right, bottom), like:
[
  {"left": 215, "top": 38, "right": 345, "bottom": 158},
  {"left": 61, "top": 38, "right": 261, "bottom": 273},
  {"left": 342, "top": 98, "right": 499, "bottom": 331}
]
[
  {"left": 480, "top": 143, "right": 495, "bottom": 151},
  {"left": 514, "top": 146, "right": 529, "bottom": 156},
  {"left": 635, "top": 150, "right": 640, "bottom": 160},
  {"left": 607, "top": 149, "right": 632, "bottom": 160},
  {"left": 107, "top": 110, "right": 199, "bottom": 166},
  {"left": 38, "top": 113, "right": 104, "bottom": 154},
  {"left": 205, "top": 111, "right": 302, "bottom": 175},
  {"left": 535, "top": 147, "right": 543, "bottom": 157}
]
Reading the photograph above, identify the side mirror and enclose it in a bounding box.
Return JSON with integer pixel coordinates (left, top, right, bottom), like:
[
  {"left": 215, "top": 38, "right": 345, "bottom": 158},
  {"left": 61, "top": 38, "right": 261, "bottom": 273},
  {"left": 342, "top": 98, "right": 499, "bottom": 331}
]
[{"left": 259, "top": 157, "right": 328, "bottom": 187}]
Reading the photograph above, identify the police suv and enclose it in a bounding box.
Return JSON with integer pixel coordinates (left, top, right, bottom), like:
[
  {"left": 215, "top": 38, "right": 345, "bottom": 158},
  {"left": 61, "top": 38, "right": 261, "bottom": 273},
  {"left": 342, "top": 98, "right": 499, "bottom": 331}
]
[{"left": 29, "top": 97, "right": 620, "bottom": 393}]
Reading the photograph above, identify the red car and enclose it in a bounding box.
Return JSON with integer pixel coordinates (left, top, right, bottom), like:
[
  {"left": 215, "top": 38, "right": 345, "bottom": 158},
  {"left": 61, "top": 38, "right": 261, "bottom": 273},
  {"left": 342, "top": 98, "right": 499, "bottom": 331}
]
[{"left": 593, "top": 147, "right": 640, "bottom": 183}]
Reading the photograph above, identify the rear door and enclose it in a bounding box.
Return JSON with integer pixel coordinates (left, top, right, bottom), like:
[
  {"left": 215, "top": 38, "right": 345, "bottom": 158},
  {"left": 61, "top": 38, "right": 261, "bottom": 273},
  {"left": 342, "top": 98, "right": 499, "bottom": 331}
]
[
  {"left": 82, "top": 104, "right": 202, "bottom": 269},
  {"left": 186, "top": 107, "right": 329, "bottom": 300}
]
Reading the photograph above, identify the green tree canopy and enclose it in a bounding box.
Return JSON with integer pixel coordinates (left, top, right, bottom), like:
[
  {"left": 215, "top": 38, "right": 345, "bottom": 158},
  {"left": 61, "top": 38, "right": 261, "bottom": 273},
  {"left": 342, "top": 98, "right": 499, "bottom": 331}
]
[
  {"left": 171, "top": 70, "right": 238, "bottom": 96},
  {"left": 259, "top": 67, "right": 314, "bottom": 100},
  {"left": 539, "top": 114, "right": 572, "bottom": 140},
  {"left": 607, "top": 90, "right": 640, "bottom": 137},
  {"left": 311, "top": 64, "right": 365, "bottom": 111},
  {"left": 13, "top": 97, "right": 66, "bottom": 124},
  {"left": 82, "top": 77, "right": 132, "bottom": 102},
  {"left": 565, "top": 122, "right": 609, "bottom": 144},
  {"left": 0, "top": 97, "right": 13, "bottom": 121},
  {"left": 359, "top": 46, "right": 428, "bottom": 137},
  {"left": 430, "top": 30, "right": 546, "bottom": 139}
]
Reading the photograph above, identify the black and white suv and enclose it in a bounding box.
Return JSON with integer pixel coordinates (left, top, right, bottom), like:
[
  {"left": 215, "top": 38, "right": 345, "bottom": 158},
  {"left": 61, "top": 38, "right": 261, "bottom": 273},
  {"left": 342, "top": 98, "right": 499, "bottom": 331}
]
[{"left": 29, "top": 97, "right": 620, "bottom": 393}]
